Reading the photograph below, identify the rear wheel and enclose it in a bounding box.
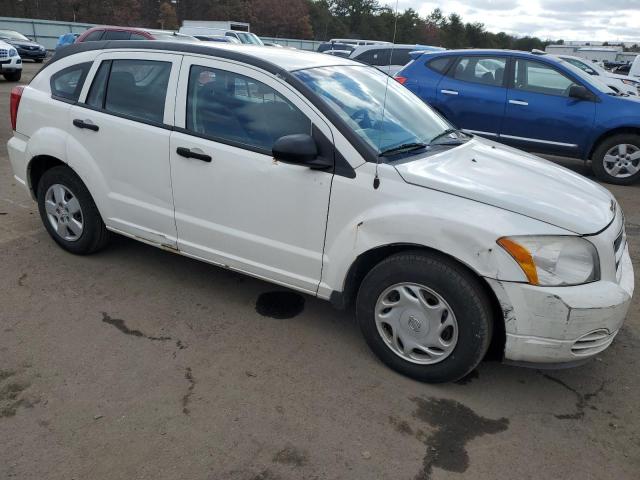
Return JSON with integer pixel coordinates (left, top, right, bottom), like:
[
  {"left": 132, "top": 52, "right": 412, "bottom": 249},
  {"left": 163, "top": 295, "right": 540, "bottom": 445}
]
[
  {"left": 592, "top": 134, "right": 640, "bottom": 185},
  {"left": 36, "top": 166, "right": 110, "bottom": 254},
  {"left": 3, "top": 71, "right": 21, "bottom": 82},
  {"left": 356, "top": 251, "right": 493, "bottom": 383}
]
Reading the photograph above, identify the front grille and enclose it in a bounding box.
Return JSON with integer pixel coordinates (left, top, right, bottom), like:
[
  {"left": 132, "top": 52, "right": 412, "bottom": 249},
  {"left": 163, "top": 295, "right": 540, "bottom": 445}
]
[
  {"left": 571, "top": 329, "right": 617, "bottom": 356},
  {"left": 0, "top": 49, "right": 8, "bottom": 58}
]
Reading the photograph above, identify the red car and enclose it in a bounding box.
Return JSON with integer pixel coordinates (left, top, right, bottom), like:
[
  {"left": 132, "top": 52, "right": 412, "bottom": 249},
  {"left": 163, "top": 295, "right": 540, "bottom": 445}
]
[{"left": 76, "top": 26, "right": 195, "bottom": 43}]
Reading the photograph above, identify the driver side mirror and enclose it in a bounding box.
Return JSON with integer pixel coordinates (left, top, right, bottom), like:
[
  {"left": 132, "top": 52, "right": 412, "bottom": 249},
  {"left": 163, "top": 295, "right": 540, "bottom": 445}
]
[
  {"left": 568, "top": 85, "right": 593, "bottom": 101},
  {"left": 272, "top": 134, "right": 332, "bottom": 170}
]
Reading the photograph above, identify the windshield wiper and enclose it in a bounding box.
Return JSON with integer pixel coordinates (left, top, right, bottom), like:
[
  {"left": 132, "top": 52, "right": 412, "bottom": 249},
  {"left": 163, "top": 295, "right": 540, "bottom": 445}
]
[
  {"left": 378, "top": 142, "right": 428, "bottom": 157},
  {"left": 428, "top": 128, "right": 464, "bottom": 145}
]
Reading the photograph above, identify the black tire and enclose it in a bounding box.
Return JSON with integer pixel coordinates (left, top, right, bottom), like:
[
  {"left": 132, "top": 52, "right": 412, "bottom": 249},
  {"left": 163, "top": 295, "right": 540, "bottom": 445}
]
[
  {"left": 36, "top": 165, "right": 110, "bottom": 254},
  {"left": 356, "top": 251, "right": 493, "bottom": 383},
  {"left": 3, "top": 71, "right": 21, "bottom": 82},
  {"left": 591, "top": 134, "right": 640, "bottom": 185}
]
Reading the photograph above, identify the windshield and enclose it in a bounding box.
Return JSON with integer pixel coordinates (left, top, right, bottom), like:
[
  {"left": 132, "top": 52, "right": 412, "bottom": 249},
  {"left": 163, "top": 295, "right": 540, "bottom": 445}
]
[
  {"left": 237, "top": 32, "right": 263, "bottom": 45},
  {"left": 0, "top": 30, "right": 29, "bottom": 41},
  {"left": 293, "top": 65, "right": 451, "bottom": 155}
]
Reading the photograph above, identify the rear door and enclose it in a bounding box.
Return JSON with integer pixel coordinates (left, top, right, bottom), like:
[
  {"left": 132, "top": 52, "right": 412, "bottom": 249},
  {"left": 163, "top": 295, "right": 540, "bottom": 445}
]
[
  {"left": 435, "top": 55, "right": 508, "bottom": 137},
  {"left": 68, "top": 51, "right": 182, "bottom": 247},
  {"left": 169, "top": 56, "right": 335, "bottom": 293},
  {"left": 501, "top": 58, "right": 596, "bottom": 156}
]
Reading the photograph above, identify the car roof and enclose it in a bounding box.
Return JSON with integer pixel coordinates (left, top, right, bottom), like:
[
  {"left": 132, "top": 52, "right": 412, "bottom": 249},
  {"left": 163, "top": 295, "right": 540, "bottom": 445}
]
[{"left": 50, "top": 40, "right": 362, "bottom": 72}]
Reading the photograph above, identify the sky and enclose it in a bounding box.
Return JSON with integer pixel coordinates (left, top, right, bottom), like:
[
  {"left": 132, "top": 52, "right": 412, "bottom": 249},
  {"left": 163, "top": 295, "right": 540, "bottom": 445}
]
[{"left": 393, "top": 0, "right": 640, "bottom": 42}]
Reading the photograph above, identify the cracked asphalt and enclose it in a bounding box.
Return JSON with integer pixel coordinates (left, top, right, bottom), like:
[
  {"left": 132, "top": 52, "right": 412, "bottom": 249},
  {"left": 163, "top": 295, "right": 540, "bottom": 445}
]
[{"left": 1, "top": 62, "right": 639, "bottom": 480}]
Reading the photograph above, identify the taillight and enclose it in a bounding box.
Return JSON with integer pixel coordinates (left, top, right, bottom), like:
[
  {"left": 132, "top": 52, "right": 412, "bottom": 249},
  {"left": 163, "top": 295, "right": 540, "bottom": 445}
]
[
  {"left": 394, "top": 76, "right": 407, "bottom": 85},
  {"left": 10, "top": 86, "right": 24, "bottom": 131}
]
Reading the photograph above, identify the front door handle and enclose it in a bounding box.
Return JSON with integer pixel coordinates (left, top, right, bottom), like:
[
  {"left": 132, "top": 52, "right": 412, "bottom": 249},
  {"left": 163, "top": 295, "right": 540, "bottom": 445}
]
[
  {"left": 73, "top": 119, "right": 99, "bottom": 131},
  {"left": 441, "top": 89, "right": 459, "bottom": 95},
  {"left": 176, "top": 147, "right": 212, "bottom": 163},
  {"left": 509, "top": 99, "right": 529, "bottom": 106}
]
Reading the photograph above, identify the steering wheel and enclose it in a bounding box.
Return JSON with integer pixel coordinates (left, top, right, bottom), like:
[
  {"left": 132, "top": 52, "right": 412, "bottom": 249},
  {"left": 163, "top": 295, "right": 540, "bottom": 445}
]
[{"left": 350, "top": 108, "right": 372, "bottom": 129}]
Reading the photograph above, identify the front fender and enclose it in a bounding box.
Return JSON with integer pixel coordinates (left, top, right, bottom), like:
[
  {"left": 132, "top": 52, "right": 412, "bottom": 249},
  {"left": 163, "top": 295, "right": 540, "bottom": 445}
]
[{"left": 318, "top": 162, "right": 571, "bottom": 299}]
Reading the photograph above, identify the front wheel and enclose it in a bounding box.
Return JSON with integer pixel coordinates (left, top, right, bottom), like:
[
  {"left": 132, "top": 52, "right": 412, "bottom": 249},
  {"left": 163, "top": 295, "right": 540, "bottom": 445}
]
[
  {"left": 356, "top": 251, "right": 493, "bottom": 383},
  {"left": 592, "top": 134, "right": 640, "bottom": 185}
]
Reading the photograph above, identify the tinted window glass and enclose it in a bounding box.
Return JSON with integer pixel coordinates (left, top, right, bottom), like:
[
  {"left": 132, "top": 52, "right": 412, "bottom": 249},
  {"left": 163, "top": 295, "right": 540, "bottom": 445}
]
[
  {"left": 515, "top": 59, "right": 576, "bottom": 96},
  {"left": 130, "top": 32, "right": 148, "bottom": 40},
  {"left": 50, "top": 62, "right": 91, "bottom": 101},
  {"left": 103, "top": 30, "right": 131, "bottom": 40},
  {"left": 453, "top": 56, "right": 507, "bottom": 86},
  {"left": 186, "top": 65, "right": 311, "bottom": 152},
  {"left": 427, "top": 57, "right": 451, "bottom": 74},
  {"left": 86, "top": 61, "right": 111, "bottom": 108},
  {"left": 390, "top": 49, "right": 411, "bottom": 66},
  {"left": 88, "top": 59, "right": 171, "bottom": 123},
  {"left": 83, "top": 30, "right": 104, "bottom": 41}
]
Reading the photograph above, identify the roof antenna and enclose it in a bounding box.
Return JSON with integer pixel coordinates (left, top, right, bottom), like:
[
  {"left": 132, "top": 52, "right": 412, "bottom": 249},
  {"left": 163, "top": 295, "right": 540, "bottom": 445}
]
[{"left": 373, "top": 0, "right": 400, "bottom": 190}]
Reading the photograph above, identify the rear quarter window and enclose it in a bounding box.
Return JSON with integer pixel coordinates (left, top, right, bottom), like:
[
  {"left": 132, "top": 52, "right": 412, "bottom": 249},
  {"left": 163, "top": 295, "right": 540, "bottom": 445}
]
[
  {"left": 82, "top": 30, "right": 104, "bottom": 42},
  {"left": 427, "top": 57, "right": 452, "bottom": 74},
  {"left": 50, "top": 62, "right": 92, "bottom": 102}
]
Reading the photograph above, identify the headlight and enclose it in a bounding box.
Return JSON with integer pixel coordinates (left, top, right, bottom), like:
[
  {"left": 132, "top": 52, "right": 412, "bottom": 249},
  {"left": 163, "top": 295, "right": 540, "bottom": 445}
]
[
  {"left": 622, "top": 79, "right": 638, "bottom": 86},
  {"left": 497, "top": 236, "right": 600, "bottom": 286},
  {"left": 8, "top": 48, "right": 17, "bottom": 57}
]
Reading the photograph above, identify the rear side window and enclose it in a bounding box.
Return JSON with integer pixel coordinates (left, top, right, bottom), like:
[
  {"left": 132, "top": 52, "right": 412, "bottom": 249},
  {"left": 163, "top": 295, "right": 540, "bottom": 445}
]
[
  {"left": 50, "top": 62, "right": 91, "bottom": 102},
  {"left": 130, "top": 33, "right": 148, "bottom": 40},
  {"left": 427, "top": 57, "right": 451, "bottom": 74},
  {"left": 82, "top": 30, "right": 104, "bottom": 42},
  {"left": 355, "top": 49, "right": 391, "bottom": 67},
  {"left": 186, "top": 65, "right": 311, "bottom": 152},
  {"left": 85, "top": 59, "right": 172, "bottom": 124},
  {"left": 103, "top": 30, "right": 131, "bottom": 40},
  {"left": 452, "top": 56, "right": 507, "bottom": 86}
]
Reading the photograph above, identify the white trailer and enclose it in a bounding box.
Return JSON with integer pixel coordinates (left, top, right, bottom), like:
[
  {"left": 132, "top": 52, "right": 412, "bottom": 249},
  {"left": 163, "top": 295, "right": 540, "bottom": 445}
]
[{"left": 181, "top": 20, "right": 250, "bottom": 32}]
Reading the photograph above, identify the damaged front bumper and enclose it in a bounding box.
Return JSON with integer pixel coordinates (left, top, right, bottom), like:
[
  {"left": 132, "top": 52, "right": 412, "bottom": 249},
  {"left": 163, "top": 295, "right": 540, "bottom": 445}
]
[{"left": 486, "top": 243, "right": 634, "bottom": 366}]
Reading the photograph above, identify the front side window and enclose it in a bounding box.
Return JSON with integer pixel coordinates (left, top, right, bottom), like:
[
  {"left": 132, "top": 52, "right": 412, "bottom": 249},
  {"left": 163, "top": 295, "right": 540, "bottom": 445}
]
[
  {"left": 514, "top": 59, "right": 577, "bottom": 96},
  {"left": 453, "top": 56, "right": 507, "bottom": 86},
  {"left": 50, "top": 62, "right": 92, "bottom": 101},
  {"left": 85, "top": 59, "right": 171, "bottom": 124},
  {"left": 562, "top": 58, "right": 597, "bottom": 75},
  {"left": 186, "top": 65, "right": 311, "bottom": 152},
  {"left": 294, "top": 65, "right": 451, "bottom": 155}
]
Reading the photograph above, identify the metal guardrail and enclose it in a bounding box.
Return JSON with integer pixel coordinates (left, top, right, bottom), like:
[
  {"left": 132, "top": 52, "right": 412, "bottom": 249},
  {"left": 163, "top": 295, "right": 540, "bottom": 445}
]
[
  {"left": 0, "top": 17, "right": 323, "bottom": 52},
  {"left": 0, "top": 16, "right": 94, "bottom": 50}
]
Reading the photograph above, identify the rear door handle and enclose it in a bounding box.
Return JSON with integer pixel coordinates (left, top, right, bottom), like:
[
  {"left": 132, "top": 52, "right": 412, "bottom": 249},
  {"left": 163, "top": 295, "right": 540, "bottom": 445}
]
[
  {"left": 176, "top": 147, "right": 212, "bottom": 163},
  {"left": 73, "top": 119, "right": 99, "bottom": 131},
  {"left": 441, "top": 89, "right": 459, "bottom": 95},
  {"left": 509, "top": 100, "right": 529, "bottom": 106}
]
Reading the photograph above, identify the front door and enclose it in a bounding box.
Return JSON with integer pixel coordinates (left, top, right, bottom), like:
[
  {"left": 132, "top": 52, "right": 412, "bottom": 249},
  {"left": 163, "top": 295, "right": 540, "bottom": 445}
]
[
  {"left": 435, "top": 55, "right": 508, "bottom": 137},
  {"left": 69, "top": 52, "right": 182, "bottom": 247},
  {"left": 170, "top": 57, "right": 335, "bottom": 293},
  {"left": 501, "top": 58, "right": 596, "bottom": 156}
]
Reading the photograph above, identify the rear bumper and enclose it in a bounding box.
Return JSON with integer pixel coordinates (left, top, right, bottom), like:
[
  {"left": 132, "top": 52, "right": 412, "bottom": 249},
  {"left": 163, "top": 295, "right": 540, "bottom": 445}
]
[
  {"left": 7, "top": 134, "right": 30, "bottom": 194},
  {"left": 487, "top": 244, "right": 634, "bottom": 365}
]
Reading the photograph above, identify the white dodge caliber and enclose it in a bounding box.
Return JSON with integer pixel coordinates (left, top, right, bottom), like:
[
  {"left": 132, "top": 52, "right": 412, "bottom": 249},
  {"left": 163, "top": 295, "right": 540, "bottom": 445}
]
[{"left": 7, "top": 41, "right": 635, "bottom": 382}]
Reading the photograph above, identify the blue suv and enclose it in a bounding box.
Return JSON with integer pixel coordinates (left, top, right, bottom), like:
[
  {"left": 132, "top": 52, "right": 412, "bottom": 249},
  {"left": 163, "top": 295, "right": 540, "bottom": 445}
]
[{"left": 396, "top": 49, "right": 640, "bottom": 185}]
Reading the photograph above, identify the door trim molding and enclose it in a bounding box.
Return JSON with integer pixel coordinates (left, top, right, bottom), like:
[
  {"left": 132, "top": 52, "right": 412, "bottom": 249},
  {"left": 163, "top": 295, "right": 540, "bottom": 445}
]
[{"left": 499, "top": 134, "right": 578, "bottom": 148}]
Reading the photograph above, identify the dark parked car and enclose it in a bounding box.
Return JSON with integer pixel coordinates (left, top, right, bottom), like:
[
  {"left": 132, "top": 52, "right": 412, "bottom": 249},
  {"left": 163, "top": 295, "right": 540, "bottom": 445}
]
[
  {"left": 0, "top": 30, "right": 46, "bottom": 62},
  {"left": 76, "top": 26, "right": 195, "bottom": 43},
  {"left": 317, "top": 42, "right": 354, "bottom": 53}
]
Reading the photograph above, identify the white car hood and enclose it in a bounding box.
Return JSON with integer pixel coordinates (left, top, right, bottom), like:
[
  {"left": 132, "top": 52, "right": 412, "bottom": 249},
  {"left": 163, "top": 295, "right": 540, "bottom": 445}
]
[{"left": 394, "top": 138, "right": 615, "bottom": 235}]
